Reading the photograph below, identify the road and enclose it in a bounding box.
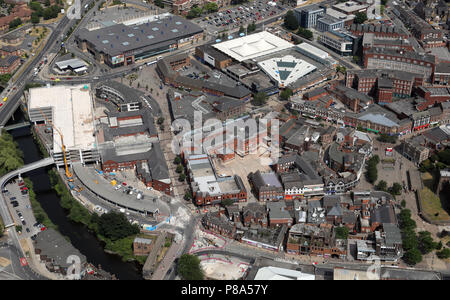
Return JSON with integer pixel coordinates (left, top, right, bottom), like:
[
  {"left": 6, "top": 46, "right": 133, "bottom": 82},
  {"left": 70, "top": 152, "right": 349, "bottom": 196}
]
[
  {"left": 0, "top": 158, "right": 55, "bottom": 228},
  {"left": 0, "top": 158, "right": 54, "bottom": 279}
]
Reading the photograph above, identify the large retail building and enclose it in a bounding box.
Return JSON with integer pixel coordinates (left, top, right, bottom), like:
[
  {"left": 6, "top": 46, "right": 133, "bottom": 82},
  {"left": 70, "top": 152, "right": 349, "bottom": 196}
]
[{"left": 75, "top": 15, "right": 203, "bottom": 67}]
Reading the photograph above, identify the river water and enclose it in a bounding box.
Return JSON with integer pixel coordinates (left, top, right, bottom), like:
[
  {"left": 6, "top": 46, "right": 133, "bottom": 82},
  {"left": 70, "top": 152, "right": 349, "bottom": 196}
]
[{"left": 6, "top": 110, "right": 143, "bottom": 280}]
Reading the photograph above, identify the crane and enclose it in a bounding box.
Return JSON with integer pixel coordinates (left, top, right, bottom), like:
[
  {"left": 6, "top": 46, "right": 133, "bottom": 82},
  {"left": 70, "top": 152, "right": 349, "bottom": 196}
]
[{"left": 37, "top": 108, "right": 73, "bottom": 182}]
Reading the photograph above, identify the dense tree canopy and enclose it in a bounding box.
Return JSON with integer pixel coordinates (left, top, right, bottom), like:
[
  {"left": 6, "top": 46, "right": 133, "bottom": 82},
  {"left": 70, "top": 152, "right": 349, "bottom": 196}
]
[
  {"left": 9, "top": 18, "right": 22, "bottom": 30},
  {"left": 284, "top": 10, "right": 298, "bottom": 30},
  {"left": 177, "top": 254, "right": 204, "bottom": 280},
  {"left": 403, "top": 248, "right": 422, "bottom": 265},
  {"left": 297, "top": 27, "right": 313, "bottom": 40},
  {"left": 203, "top": 2, "right": 218, "bottom": 13},
  {"left": 187, "top": 6, "right": 203, "bottom": 19},
  {"left": 335, "top": 226, "right": 349, "bottom": 239},
  {"left": 280, "top": 88, "right": 293, "bottom": 101},
  {"left": 0, "top": 131, "right": 24, "bottom": 177},
  {"left": 253, "top": 92, "right": 268, "bottom": 106},
  {"left": 354, "top": 12, "right": 368, "bottom": 24},
  {"left": 98, "top": 211, "right": 139, "bottom": 241}
]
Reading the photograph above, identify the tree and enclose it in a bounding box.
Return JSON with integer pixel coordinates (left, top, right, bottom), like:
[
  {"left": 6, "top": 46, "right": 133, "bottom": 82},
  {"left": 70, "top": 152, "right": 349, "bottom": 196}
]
[
  {"left": 297, "top": 27, "right": 313, "bottom": 40},
  {"left": 184, "top": 190, "right": 192, "bottom": 201},
  {"left": 154, "top": 0, "right": 164, "bottom": 8},
  {"left": 403, "top": 248, "right": 422, "bottom": 265},
  {"left": 366, "top": 164, "right": 378, "bottom": 184},
  {"left": 390, "top": 182, "right": 402, "bottom": 196},
  {"left": 97, "top": 211, "right": 139, "bottom": 241},
  {"left": 43, "top": 5, "right": 60, "bottom": 20},
  {"left": 174, "top": 156, "right": 181, "bottom": 165},
  {"left": 253, "top": 92, "right": 268, "bottom": 106},
  {"left": 9, "top": 18, "right": 22, "bottom": 30},
  {"left": 377, "top": 133, "right": 397, "bottom": 144},
  {"left": 157, "top": 116, "right": 165, "bottom": 125},
  {"left": 176, "top": 164, "right": 184, "bottom": 174},
  {"left": 247, "top": 22, "right": 256, "bottom": 33},
  {"left": 31, "top": 13, "right": 40, "bottom": 24},
  {"left": 179, "top": 173, "right": 186, "bottom": 182},
  {"left": 417, "top": 231, "right": 438, "bottom": 254},
  {"left": 375, "top": 180, "right": 387, "bottom": 191},
  {"left": 203, "top": 2, "right": 218, "bottom": 13},
  {"left": 437, "top": 148, "right": 450, "bottom": 165},
  {"left": 354, "top": 12, "right": 368, "bottom": 24},
  {"left": 177, "top": 254, "right": 204, "bottom": 280},
  {"left": 239, "top": 25, "right": 245, "bottom": 34},
  {"left": 335, "top": 226, "right": 349, "bottom": 239},
  {"left": 187, "top": 6, "right": 203, "bottom": 19},
  {"left": 280, "top": 88, "right": 293, "bottom": 101},
  {"left": 402, "top": 230, "right": 418, "bottom": 250},
  {"left": 436, "top": 248, "right": 450, "bottom": 259},
  {"left": 0, "top": 130, "right": 24, "bottom": 177},
  {"left": 401, "top": 199, "right": 406, "bottom": 208},
  {"left": 336, "top": 65, "right": 346, "bottom": 74},
  {"left": 284, "top": 10, "right": 298, "bottom": 30}
]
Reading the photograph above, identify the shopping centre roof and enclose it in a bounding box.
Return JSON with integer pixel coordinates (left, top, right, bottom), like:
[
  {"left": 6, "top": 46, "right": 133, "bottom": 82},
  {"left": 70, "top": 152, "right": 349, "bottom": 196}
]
[{"left": 212, "top": 31, "right": 294, "bottom": 62}]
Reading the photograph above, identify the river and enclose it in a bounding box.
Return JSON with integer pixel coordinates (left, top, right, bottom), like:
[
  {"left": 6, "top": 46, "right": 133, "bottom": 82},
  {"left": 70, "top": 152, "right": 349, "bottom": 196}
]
[{"left": 6, "top": 110, "right": 143, "bottom": 280}]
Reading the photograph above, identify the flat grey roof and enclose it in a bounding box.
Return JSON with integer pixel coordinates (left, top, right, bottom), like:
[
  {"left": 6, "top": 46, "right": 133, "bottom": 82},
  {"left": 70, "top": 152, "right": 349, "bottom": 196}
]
[
  {"left": 76, "top": 15, "right": 203, "bottom": 57},
  {"left": 55, "top": 58, "right": 87, "bottom": 70}
]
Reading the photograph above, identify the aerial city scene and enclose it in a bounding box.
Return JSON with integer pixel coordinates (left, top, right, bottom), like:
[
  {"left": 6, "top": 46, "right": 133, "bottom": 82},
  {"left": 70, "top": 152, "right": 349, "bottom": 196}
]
[{"left": 0, "top": 0, "right": 449, "bottom": 284}]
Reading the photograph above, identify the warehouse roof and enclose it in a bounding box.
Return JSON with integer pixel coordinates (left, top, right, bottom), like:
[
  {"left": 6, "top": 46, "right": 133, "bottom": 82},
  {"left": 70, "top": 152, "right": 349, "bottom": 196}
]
[{"left": 76, "top": 15, "right": 202, "bottom": 56}]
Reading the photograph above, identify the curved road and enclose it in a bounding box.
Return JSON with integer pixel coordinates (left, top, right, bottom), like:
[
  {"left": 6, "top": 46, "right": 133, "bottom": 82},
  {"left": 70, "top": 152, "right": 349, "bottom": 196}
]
[{"left": 0, "top": 157, "right": 54, "bottom": 280}]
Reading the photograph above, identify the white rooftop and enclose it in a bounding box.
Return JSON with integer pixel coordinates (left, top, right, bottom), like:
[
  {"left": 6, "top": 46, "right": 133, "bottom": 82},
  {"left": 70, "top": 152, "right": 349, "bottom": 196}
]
[
  {"left": 333, "top": 1, "right": 368, "bottom": 13},
  {"left": 258, "top": 55, "right": 317, "bottom": 88},
  {"left": 326, "top": 7, "right": 355, "bottom": 21},
  {"left": 28, "top": 85, "right": 96, "bottom": 153},
  {"left": 254, "top": 266, "right": 315, "bottom": 280},
  {"left": 187, "top": 156, "right": 222, "bottom": 195},
  {"left": 296, "top": 43, "right": 330, "bottom": 60},
  {"left": 55, "top": 58, "right": 87, "bottom": 70},
  {"left": 212, "top": 31, "right": 294, "bottom": 62}
]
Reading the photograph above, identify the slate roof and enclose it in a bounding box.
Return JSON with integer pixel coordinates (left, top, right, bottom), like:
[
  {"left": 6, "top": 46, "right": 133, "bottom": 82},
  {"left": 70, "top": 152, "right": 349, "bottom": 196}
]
[{"left": 370, "top": 204, "right": 396, "bottom": 225}]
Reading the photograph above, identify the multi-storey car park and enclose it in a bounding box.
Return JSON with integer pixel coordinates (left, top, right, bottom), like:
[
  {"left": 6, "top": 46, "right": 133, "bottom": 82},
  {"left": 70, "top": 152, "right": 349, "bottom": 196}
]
[{"left": 75, "top": 14, "right": 203, "bottom": 68}]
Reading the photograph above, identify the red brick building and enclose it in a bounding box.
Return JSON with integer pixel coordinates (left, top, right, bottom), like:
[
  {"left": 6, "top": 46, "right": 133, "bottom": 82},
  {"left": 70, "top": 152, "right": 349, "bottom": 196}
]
[
  {"left": 0, "top": 55, "right": 20, "bottom": 75},
  {"left": 133, "top": 237, "right": 154, "bottom": 256}
]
